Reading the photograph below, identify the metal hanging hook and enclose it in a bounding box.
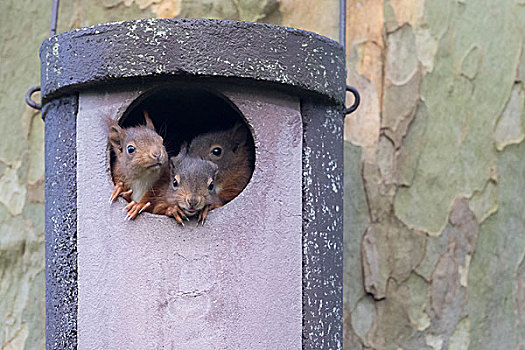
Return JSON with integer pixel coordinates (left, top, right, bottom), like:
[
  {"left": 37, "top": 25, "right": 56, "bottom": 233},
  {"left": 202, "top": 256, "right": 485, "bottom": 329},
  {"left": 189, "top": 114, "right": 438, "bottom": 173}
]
[
  {"left": 345, "top": 85, "right": 360, "bottom": 115},
  {"left": 25, "top": 86, "right": 42, "bottom": 110},
  {"left": 25, "top": 0, "right": 59, "bottom": 111}
]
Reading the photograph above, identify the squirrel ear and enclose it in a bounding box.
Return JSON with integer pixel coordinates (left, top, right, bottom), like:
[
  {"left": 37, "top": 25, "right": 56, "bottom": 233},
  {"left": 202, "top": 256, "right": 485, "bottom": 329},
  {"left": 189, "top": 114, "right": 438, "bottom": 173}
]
[
  {"left": 109, "top": 124, "right": 125, "bottom": 154},
  {"left": 171, "top": 143, "right": 187, "bottom": 168},
  {"left": 169, "top": 157, "right": 180, "bottom": 175},
  {"left": 177, "top": 142, "right": 188, "bottom": 157},
  {"left": 169, "top": 156, "right": 177, "bottom": 168},
  {"left": 143, "top": 110, "right": 155, "bottom": 131},
  {"left": 231, "top": 122, "right": 248, "bottom": 146}
]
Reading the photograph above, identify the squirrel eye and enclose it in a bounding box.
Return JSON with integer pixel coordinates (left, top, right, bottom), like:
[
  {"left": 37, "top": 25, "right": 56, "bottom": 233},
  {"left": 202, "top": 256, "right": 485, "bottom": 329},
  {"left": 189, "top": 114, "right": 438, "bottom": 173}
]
[
  {"left": 173, "top": 178, "right": 179, "bottom": 188},
  {"left": 211, "top": 147, "right": 222, "bottom": 157},
  {"left": 208, "top": 181, "right": 215, "bottom": 191},
  {"left": 127, "top": 145, "right": 136, "bottom": 154}
]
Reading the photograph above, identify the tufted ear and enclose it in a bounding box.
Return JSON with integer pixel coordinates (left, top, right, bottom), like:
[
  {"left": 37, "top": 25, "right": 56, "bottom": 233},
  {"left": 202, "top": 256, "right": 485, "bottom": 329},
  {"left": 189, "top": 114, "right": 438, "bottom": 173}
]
[
  {"left": 169, "top": 154, "right": 180, "bottom": 170},
  {"left": 143, "top": 110, "right": 155, "bottom": 131},
  {"left": 230, "top": 122, "right": 248, "bottom": 151},
  {"left": 177, "top": 142, "right": 188, "bottom": 157},
  {"left": 170, "top": 143, "right": 187, "bottom": 168},
  {"left": 109, "top": 124, "right": 125, "bottom": 155}
]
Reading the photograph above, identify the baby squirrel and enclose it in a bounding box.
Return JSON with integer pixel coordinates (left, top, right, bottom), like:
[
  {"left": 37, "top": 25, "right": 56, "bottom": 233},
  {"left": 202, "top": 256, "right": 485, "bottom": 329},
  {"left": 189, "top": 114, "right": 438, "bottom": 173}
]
[
  {"left": 187, "top": 122, "right": 254, "bottom": 206},
  {"left": 152, "top": 145, "right": 221, "bottom": 225},
  {"left": 107, "top": 110, "right": 169, "bottom": 219}
]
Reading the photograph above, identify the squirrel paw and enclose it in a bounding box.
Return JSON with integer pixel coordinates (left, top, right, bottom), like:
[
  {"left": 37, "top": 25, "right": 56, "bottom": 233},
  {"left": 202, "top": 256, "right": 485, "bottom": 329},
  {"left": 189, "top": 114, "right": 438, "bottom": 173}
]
[
  {"left": 120, "top": 189, "right": 133, "bottom": 202},
  {"left": 109, "top": 182, "right": 133, "bottom": 203},
  {"left": 109, "top": 182, "right": 125, "bottom": 203},
  {"left": 125, "top": 201, "right": 151, "bottom": 220},
  {"left": 197, "top": 206, "right": 210, "bottom": 226},
  {"left": 166, "top": 205, "right": 187, "bottom": 226}
]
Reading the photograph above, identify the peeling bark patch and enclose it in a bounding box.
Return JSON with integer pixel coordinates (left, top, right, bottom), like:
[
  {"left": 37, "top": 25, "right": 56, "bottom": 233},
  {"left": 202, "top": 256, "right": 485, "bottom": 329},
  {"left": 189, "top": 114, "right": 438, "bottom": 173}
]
[
  {"left": 344, "top": 0, "right": 525, "bottom": 348},
  {"left": 362, "top": 225, "right": 384, "bottom": 299},
  {"left": 351, "top": 297, "right": 375, "bottom": 339},
  {"left": 493, "top": 82, "right": 525, "bottom": 151},
  {"left": 382, "top": 70, "right": 421, "bottom": 148},
  {"left": 367, "top": 280, "right": 429, "bottom": 350},
  {"left": 431, "top": 251, "right": 459, "bottom": 318},
  {"left": 460, "top": 46, "right": 482, "bottom": 80},
  {"left": 394, "top": 102, "right": 428, "bottom": 187},
  {"left": 431, "top": 199, "right": 477, "bottom": 320},
  {"left": 468, "top": 141, "right": 525, "bottom": 350},
  {"left": 517, "top": 256, "right": 525, "bottom": 348},
  {"left": 468, "top": 180, "right": 498, "bottom": 223},
  {"left": 448, "top": 317, "right": 470, "bottom": 350},
  {"left": 342, "top": 141, "right": 369, "bottom": 311},
  {"left": 385, "top": 25, "right": 419, "bottom": 85},
  {"left": 361, "top": 217, "right": 426, "bottom": 300},
  {"left": 0, "top": 165, "right": 27, "bottom": 216},
  {"left": 394, "top": 0, "right": 523, "bottom": 234},
  {"left": 342, "top": 304, "right": 365, "bottom": 350}
]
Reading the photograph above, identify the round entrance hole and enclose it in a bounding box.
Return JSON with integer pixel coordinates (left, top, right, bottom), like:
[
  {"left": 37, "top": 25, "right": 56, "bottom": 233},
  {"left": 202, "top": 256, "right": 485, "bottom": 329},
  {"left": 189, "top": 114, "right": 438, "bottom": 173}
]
[{"left": 114, "top": 86, "right": 255, "bottom": 213}]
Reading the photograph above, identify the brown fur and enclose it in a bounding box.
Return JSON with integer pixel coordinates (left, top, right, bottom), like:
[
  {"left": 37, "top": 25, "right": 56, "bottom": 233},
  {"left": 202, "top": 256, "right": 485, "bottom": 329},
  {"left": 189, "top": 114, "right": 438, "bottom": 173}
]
[
  {"left": 106, "top": 111, "right": 169, "bottom": 218},
  {"left": 152, "top": 147, "right": 220, "bottom": 223},
  {"left": 187, "top": 122, "right": 254, "bottom": 205}
]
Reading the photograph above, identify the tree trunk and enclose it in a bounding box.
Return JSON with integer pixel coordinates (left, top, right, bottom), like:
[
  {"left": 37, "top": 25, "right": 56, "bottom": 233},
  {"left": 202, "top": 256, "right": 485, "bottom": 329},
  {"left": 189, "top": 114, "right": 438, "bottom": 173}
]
[{"left": 344, "top": 1, "right": 525, "bottom": 349}]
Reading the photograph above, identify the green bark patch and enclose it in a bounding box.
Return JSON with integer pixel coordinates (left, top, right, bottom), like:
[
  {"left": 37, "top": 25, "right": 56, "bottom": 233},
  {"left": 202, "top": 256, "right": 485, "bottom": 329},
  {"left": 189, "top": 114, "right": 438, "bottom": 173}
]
[
  {"left": 343, "top": 142, "right": 369, "bottom": 308},
  {"left": 468, "top": 141, "right": 525, "bottom": 350},
  {"left": 469, "top": 180, "right": 498, "bottom": 223},
  {"left": 362, "top": 216, "right": 426, "bottom": 300},
  {"left": 493, "top": 82, "right": 525, "bottom": 151},
  {"left": 395, "top": 0, "right": 523, "bottom": 234}
]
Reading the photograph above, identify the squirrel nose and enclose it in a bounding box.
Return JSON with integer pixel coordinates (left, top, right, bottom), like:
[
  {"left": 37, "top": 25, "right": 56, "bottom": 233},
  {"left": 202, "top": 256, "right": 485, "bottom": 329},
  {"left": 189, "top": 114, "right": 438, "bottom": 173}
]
[
  {"left": 151, "top": 150, "right": 162, "bottom": 160},
  {"left": 187, "top": 196, "right": 199, "bottom": 208}
]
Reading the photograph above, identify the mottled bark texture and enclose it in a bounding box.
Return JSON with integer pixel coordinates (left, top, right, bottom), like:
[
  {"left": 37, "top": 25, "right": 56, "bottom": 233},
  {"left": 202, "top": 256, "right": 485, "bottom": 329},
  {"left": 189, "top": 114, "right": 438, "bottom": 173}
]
[
  {"left": 2, "top": 0, "right": 524, "bottom": 349},
  {"left": 344, "top": 0, "right": 525, "bottom": 349}
]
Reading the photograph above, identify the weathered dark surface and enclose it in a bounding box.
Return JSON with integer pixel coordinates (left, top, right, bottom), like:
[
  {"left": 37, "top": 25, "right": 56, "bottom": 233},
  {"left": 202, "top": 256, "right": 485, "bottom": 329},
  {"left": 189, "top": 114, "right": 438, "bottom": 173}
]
[
  {"left": 39, "top": 18, "right": 346, "bottom": 105},
  {"left": 302, "top": 100, "right": 344, "bottom": 349},
  {"left": 43, "top": 95, "right": 78, "bottom": 350}
]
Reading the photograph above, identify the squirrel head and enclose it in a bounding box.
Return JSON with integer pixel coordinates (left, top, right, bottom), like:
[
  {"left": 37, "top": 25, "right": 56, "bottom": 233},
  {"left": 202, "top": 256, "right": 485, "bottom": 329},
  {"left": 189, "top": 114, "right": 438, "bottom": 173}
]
[
  {"left": 187, "top": 122, "right": 250, "bottom": 173},
  {"left": 108, "top": 110, "right": 168, "bottom": 182},
  {"left": 167, "top": 146, "right": 219, "bottom": 217}
]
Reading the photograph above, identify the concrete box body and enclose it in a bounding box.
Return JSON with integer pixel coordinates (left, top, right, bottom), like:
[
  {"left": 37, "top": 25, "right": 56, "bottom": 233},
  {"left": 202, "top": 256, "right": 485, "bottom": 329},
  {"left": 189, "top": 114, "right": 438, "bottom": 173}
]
[
  {"left": 41, "top": 19, "right": 345, "bottom": 350},
  {"left": 78, "top": 85, "right": 303, "bottom": 349}
]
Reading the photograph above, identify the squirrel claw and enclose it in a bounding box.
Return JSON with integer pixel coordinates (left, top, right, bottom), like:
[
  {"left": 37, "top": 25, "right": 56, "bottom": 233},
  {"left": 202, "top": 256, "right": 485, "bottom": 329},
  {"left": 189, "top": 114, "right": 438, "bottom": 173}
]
[
  {"left": 125, "top": 201, "right": 150, "bottom": 220},
  {"left": 166, "top": 205, "right": 186, "bottom": 226},
  {"left": 124, "top": 201, "right": 137, "bottom": 220},
  {"left": 109, "top": 182, "right": 125, "bottom": 203},
  {"left": 197, "top": 206, "right": 209, "bottom": 226},
  {"left": 138, "top": 202, "right": 151, "bottom": 214},
  {"left": 173, "top": 214, "right": 184, "bottom": 226},
  {"left": 121, "top": 189, "right": 133, "bottom": 202},
  {"left": 110, "top": 182, "right": 133, "bottom": 204}
]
